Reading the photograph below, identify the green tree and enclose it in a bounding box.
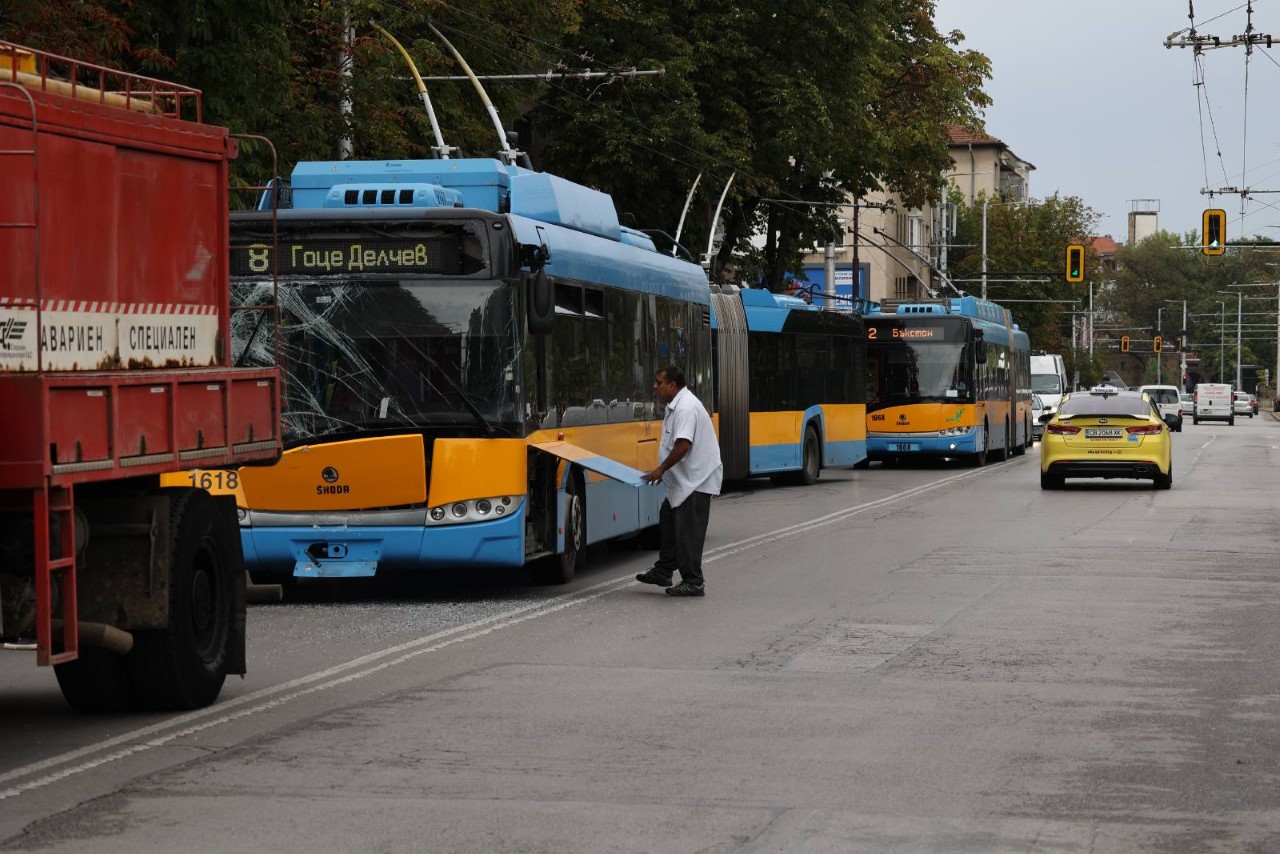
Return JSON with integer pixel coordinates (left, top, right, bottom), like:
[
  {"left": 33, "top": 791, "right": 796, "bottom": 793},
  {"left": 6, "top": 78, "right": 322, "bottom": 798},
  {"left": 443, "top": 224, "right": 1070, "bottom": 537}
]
[
  {"left": 532, "top": 0, "right": 990, "bottom": 288},
  {"left": 948, "top": 192, "right": 1099, "bottom": 367}
]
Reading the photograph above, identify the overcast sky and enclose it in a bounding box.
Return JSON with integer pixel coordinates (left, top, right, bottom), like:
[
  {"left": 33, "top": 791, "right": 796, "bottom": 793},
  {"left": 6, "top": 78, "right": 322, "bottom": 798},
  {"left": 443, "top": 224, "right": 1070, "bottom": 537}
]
[{"left": 934, "top": 0, "right": 1280, "bottom": 244}]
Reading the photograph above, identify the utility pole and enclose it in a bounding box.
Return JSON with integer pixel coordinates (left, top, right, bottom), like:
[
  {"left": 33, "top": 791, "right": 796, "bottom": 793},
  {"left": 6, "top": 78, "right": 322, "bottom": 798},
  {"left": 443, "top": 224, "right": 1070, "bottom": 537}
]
[{"left": 1157, "top": 307, "right": 1164, "bottom": 384}]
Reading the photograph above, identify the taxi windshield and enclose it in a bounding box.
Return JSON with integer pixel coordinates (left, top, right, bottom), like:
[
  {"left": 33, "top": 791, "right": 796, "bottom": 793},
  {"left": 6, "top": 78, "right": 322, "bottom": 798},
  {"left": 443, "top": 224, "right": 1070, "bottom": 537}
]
[{"left": 1059, "top": 393, "right": 1152, "bottom": 419}]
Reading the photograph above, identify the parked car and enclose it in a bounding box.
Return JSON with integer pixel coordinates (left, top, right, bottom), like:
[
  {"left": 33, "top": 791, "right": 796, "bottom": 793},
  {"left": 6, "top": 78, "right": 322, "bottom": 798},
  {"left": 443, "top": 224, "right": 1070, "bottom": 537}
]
[
  {"left": 1233, "top": 391, "right": 1254, "bottom": 418},
  {"left": 1040, "top": 387, "right": 1174, "bottom": 490}
]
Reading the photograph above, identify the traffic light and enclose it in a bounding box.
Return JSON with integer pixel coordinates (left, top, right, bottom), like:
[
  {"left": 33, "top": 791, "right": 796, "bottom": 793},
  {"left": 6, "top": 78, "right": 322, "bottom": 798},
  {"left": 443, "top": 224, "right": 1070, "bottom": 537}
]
[
  {"left": 1203, "top": 208, "right": 1226, "bottom": 255},
  {"left": 1065, "top": 243, "right": 1086, "bottom": 282},
  {"left": 1153, "top": 335, "right": 1162, "bottom": 353},
  {"left": 1175, "top": 335, "right": 1184, "bottom": 351},
  {"left": 1120, "top": 335, "right": 1131, "bottom": 353}
]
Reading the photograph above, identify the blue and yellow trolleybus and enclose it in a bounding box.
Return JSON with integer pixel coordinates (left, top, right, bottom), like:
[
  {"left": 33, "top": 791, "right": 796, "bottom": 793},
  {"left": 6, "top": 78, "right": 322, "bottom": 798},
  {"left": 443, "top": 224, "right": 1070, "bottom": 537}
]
[
  {"left": 198, "top": 158, "right": 868, "bottom": 585},
  {"left": 217, "top": 158, "right": 711, "bottom": 584},
  {"left": 864, "top": 297, "right": 1031, "bottom": 466},
  {"left": 711, "top": 286, "right": 866, "bottom": 484}
]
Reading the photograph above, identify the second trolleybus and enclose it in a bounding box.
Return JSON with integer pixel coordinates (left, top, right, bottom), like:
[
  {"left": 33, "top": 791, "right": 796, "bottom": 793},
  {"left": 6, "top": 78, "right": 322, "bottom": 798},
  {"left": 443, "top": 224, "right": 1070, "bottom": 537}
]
[{"left": 863, "top": 297, "right": 1032, "bottom": 466}]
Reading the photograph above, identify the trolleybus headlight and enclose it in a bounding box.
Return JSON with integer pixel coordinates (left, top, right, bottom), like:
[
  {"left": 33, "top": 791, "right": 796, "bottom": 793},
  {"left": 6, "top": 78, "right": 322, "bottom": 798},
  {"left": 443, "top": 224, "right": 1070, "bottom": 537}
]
[
  {"left": 237, "top": 508, "right": 250, "bottom": 527},
  {"left": 424, "top": 496, "right": 524, "bottom": 525}
]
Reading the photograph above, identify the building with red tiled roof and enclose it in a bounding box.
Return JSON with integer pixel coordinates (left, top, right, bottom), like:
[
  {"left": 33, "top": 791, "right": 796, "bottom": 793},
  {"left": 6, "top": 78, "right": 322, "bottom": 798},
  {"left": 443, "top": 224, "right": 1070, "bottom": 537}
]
[
  {"left": 1092, "top": 235, "right": 1119, "bottom": 273},
  {"left": 946, "top": 124, "right": 1035, "bottom": 205}
]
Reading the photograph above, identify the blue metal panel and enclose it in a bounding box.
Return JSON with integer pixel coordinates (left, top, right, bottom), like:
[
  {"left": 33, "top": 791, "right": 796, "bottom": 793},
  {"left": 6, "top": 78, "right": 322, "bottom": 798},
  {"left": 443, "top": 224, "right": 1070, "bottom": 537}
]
[
  {"left": 240, "top": 504, "right": 528, "bottom": 578},
  {"left": 738, "top": 287, "right": 816, "bottom": 333},
  {"left": 291, "top": 159, "right": 515, "bottom": 212},
  {"left": 509, "top": 215, "right": 709, "bottom": 304},
  {"left": 583, "top": 477, "right": 648, "bottom": 545},
  {"left": 509, "top": 172, "right": 621, "bottom": 241},
  {"left": 824, "top": 439, "right": 866, "bottom": 467},
  {"left": 750, "top": 442, "right": 799, "bottom": 473}
]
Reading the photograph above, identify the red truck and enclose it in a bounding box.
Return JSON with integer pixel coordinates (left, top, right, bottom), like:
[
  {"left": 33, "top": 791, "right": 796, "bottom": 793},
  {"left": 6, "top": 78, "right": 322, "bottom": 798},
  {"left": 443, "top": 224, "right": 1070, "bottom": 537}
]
[{"left": 0, "top": 41, "right": 280, "bottom": 711}]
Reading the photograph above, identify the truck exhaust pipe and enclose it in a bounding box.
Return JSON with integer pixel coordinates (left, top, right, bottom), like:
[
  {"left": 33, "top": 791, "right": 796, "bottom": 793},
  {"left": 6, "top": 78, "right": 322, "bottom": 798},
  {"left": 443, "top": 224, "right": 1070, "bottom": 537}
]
[{"left": 51, "top": 620, "right": 134, "bottom": 655}]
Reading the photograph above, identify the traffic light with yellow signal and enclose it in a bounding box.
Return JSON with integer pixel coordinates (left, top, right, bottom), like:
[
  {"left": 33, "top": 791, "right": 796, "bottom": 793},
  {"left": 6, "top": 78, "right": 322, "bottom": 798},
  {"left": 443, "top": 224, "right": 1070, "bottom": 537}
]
[
  {"left": 1203, "top": 209, "right": 1226, "bottom": 255},
  {"left": 1120, "top": 335, "right": 1131, "bottom": 353},
  {"left": 1065, "top": 243, "right": 1085, "bottom": 282}
]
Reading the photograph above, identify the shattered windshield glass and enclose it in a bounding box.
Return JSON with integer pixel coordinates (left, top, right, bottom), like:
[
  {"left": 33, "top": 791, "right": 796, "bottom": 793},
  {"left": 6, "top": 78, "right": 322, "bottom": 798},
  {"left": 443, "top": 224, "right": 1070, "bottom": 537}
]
[{"left": 231, "top": 277, "right": 520, "bottom": 444}]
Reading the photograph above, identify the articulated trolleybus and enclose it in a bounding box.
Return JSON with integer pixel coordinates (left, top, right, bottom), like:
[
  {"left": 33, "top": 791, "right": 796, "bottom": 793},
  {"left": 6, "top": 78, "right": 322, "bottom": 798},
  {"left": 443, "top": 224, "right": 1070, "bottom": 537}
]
[
  {"left": 864, "top": 297, "right": 1031, "bottom": 466},
  {"left": 711, "top": 286, "right": 866, "bottom": 485},
  {"left": 222, "top": 158, "right": 713, "bottom": 584},
  {"left": 210, "top": 159, "right": 869, "bottom": 585}
]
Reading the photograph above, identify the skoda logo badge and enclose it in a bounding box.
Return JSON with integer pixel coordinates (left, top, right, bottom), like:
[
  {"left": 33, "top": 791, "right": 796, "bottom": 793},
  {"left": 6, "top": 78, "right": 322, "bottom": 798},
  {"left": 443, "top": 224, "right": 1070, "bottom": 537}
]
[
  {"left": 898, "top": 414, "right": 907, "bottom": 422},
  {"left": 321, "top": 466, "right": 340, "bottom": 483}
]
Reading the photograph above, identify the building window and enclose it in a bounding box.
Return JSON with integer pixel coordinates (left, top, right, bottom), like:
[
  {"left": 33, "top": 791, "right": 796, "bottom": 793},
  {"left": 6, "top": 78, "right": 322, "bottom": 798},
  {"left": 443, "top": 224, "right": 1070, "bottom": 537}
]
[{"left": 894, "top": 276, "right": 912, "bottom": 299}]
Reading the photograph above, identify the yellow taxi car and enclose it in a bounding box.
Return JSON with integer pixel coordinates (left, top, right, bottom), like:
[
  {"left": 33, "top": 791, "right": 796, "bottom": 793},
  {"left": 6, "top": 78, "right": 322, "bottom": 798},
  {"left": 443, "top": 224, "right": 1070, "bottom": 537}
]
[{"left": 1040, "top": 387, "right": 1176, "bottom": 490}]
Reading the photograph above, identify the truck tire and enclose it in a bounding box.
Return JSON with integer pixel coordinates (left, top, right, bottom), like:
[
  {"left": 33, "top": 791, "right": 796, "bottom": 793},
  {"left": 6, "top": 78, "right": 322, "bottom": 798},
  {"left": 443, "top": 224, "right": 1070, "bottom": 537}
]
[
  {"left": 54, "top": 647, "right": 137, "bottom": 713},
  {"left": 128, "top": 488, "right": 236, "bottom": 710}
]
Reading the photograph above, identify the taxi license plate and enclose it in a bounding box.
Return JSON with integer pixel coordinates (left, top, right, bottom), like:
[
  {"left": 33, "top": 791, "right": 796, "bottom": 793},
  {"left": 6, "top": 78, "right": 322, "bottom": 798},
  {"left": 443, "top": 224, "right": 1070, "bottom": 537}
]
[
  {"left": 1084, "top": 428, "right": 1123, "bottom": 438},
  {"left": 890, "top": 443, "right": 919, "bottom": 452}
]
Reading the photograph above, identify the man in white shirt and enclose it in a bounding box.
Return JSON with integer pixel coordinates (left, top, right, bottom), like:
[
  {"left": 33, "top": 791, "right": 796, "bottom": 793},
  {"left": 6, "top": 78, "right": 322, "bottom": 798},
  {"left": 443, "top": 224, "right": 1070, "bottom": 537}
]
[{"left": 636, "top": 365, "right": 722, "bottom": 596}]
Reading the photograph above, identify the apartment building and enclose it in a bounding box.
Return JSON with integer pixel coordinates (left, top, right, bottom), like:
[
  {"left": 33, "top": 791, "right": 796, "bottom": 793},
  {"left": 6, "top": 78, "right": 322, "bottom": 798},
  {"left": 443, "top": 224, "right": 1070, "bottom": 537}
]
[{"left": 798, "top": 126, "right": 1033, "bottom": 307}]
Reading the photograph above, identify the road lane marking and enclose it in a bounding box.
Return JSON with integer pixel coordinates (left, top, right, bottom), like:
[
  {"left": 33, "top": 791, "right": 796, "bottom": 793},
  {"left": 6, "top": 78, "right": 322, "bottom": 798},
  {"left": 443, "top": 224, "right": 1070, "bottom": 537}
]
[{"left": 0, "top": 462, "right": 996, "bottom": 800}]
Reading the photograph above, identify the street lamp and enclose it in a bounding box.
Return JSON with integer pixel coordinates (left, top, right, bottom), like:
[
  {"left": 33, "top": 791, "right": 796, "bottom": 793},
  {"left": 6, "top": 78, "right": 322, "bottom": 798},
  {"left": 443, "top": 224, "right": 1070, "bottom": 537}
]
[
  {"left": 1216, "top": 300, "right": 1226, "bottom": 382},
  {"left": 1217, "top": 291, "right": 1244, "bottom": 389},
  {"left": 1157, "top": 307, "right": 1164, "bottom": 384}
]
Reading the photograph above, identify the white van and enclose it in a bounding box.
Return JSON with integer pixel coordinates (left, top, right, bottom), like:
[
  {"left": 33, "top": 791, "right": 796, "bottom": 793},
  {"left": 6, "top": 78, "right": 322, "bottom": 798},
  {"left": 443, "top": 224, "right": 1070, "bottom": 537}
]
[
  {"left": 1137, "top": 384, "right": 1184, "bottom": 432},
  {"left": 1193, "top": 382, "right": 1234, "bottom": 425},
  {"left": 1030, "top": 353, "right": 1069, "bottom": 411}
]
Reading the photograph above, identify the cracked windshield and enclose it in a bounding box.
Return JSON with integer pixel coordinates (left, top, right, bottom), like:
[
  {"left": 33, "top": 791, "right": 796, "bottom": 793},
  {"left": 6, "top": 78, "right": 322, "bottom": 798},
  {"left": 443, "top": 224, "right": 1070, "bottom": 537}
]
[{"left": 230, "top": 228, "right": 518, "bottom": 445}]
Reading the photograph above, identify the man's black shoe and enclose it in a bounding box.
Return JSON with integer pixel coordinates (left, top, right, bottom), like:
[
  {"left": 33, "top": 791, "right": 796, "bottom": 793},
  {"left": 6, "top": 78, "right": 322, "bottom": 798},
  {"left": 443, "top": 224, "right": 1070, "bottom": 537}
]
[
  {"left": 636, "top": 569, "right": 674, "bottom": 587},
  {"left": 665, "top": 581, "right": 705, "bottom": 597}
]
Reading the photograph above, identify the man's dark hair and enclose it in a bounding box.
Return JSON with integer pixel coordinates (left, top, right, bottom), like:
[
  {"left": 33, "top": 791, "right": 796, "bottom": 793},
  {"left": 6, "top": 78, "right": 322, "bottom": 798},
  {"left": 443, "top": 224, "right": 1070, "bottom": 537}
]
[{"left": 657, "top": 365, "right": 687, "bottom": 388}]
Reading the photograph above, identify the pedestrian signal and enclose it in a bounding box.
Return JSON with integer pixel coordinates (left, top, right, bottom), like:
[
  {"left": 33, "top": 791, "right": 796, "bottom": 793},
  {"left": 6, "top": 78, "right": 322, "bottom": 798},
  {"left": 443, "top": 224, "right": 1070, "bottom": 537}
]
[
  {"left": 1120, "top": 335, "right": 1131, "bottom": 353},
  {"left": 1202, "top": 209, "right": 1226, "bottom": 255},
  {"left": 1065, "top": 243, "right": 1086, "bottom": 283},
  {"left": 1153, "top": 335, "right": 1162, "bottom": 353}
]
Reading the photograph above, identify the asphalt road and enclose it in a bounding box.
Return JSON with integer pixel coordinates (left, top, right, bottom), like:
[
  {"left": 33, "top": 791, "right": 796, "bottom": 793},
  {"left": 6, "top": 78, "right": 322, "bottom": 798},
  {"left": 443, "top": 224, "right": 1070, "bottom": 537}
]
[{"left": 3, "top": 415, "right": 1280, "bottom": 852}]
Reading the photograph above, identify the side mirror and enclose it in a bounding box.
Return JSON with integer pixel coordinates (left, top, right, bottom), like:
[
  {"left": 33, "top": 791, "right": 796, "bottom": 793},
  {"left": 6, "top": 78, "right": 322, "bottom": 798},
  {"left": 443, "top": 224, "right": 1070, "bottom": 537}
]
[
  {"left": 974, "top": 341, "right": 987, "bottom": 364},
  {"left": 1163, "top": 413, "right": 1178, "bottom": 429},
  {"left": 527, "top": 269, "right": 555, "bottom": 336}
]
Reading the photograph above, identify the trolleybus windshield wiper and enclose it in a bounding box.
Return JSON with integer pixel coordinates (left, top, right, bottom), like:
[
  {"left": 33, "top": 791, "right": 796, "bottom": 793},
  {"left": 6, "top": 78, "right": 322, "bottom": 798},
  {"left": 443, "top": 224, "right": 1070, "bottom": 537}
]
[{"left": 413, "top": 348, "right": 505, "bottom": 437}]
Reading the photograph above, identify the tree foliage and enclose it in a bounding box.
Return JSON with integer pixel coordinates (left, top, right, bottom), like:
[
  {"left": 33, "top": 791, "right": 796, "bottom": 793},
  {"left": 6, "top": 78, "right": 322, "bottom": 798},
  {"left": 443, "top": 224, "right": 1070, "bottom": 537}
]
[
  {"left": 2, "top": 0, "right": 988, "bottom": 288},
  {"left": 533, "top": 0, "right": 991, "bottom": 288},
  {"left": 948, "top": 192, "right": 1099, "bottom": 367}
]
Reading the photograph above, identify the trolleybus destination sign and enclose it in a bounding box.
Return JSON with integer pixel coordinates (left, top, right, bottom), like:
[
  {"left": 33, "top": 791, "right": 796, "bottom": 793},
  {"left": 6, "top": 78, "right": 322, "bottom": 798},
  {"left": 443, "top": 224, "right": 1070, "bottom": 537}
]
[{"left": 230, "top": 236, "right": 463, "bottom": 277}]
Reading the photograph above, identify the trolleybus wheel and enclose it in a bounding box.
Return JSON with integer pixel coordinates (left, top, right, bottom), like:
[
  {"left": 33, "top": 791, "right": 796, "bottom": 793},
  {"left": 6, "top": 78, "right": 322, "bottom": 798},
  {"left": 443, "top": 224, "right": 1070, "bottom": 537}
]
[
  {"left": 54, "top": 647, "right": 137, "bottom": 713},
  {"left": 773, "top": 426, "right": 821, "bottom": 486},
  {"left": 969, "top": 424, "right": 989, "bottom": 467},
  {"left": 128, "top": 488, "right": 236, "bottom": 711},
  {"left": 535, "top": 469, "right": 585, "bottom": 584},
  {"left": 1012, "top": 417, "right": 1028, "bottom": 457}
]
